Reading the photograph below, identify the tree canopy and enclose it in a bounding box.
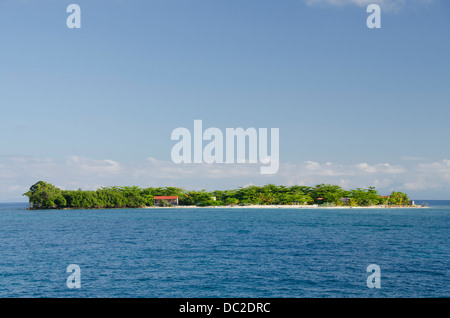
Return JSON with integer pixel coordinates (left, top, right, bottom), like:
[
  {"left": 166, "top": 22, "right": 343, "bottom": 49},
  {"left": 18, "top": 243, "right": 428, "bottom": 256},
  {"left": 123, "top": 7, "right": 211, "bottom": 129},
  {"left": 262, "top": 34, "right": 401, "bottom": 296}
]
[{"left": 23, "top": 181, "right": 412, "bottom": 209}]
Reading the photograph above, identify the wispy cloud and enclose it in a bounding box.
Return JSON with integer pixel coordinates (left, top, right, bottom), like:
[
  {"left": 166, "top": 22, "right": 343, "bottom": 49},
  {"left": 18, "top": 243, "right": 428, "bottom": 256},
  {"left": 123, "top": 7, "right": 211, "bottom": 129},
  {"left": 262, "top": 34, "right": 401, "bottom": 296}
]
[{"left": 2, "top": 155, "right": 450, "bottom": 201}]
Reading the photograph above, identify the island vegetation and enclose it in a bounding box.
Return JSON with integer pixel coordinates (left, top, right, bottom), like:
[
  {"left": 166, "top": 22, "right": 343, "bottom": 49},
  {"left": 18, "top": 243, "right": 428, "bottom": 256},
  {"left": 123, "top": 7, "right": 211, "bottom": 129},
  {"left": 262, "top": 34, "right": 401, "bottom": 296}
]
[{"left": 23, "top": 181, "right": 412, "bottom": 210}]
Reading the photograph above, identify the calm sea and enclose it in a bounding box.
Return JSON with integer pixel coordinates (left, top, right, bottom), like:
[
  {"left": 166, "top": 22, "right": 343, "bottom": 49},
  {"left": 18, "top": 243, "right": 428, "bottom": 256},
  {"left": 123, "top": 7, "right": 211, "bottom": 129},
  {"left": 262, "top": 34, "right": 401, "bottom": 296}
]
[{"left": 0, "top": 202, "right": 448, "bottom": 298}]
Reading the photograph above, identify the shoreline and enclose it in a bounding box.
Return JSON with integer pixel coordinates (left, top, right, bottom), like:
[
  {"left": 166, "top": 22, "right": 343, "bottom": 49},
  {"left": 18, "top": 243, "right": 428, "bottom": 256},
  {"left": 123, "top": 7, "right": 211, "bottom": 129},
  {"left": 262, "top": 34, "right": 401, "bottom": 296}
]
[
  {"left": 24, "top": 181, "right": 419, "bottom": 211},
  {"left": 26, "top": 204, "right": 429, "bottom": 211},
  {"left": 141, "top": 204, "right": 428, "bottom": 209}
]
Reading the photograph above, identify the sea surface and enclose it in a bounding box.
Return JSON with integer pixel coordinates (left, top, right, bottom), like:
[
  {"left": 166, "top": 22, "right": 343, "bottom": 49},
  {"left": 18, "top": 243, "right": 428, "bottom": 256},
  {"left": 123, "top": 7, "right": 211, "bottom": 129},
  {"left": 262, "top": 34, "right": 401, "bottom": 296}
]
[{"left": 0, "top": 202, "right": 448, "bottom": 298}]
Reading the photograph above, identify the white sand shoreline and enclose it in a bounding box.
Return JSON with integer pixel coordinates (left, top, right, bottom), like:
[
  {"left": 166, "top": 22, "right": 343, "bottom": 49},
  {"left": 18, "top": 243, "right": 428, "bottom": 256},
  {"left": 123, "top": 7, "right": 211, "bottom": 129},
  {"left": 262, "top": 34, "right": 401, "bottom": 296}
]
[{"left": 141, "top": 204, "right": 428, "bottom": 209}]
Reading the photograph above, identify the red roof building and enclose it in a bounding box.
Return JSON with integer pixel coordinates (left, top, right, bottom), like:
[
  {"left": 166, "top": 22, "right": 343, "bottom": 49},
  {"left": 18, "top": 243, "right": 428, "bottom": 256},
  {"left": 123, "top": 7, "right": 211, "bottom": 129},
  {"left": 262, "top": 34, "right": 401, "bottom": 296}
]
[
  {"left": 154, "top": 196, "right": 178, "bottom": 200},
  {"left": 154, "top": 196, "right": 179, "bottom": 206}
]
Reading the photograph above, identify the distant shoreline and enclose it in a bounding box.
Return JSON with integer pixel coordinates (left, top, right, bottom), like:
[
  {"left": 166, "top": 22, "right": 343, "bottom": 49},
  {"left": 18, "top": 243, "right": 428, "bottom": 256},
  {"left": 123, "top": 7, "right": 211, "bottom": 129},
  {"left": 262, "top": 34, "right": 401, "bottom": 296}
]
[
  {"left": 140, "top": 204, "right": 428, "bottom": 209},
  {"left": 25, "top": 204, "right": 428, "bottom": 211},
  {"left": 22, "top": 181, "right": 422, "bottom": 210}
]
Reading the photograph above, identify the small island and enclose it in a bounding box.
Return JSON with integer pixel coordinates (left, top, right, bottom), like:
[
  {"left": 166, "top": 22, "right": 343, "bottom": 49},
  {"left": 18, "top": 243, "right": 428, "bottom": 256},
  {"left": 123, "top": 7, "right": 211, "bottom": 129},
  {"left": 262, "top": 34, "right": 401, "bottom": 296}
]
[{"left": 23, "top": 181, "right": 418, "bottom": 210}]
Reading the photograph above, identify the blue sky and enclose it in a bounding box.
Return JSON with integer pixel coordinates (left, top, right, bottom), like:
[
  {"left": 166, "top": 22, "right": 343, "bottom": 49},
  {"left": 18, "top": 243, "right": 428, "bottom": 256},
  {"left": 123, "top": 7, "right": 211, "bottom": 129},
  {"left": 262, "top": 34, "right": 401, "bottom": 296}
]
[{"left": 1, "top": 0, "right": 449, "bottom": 200}]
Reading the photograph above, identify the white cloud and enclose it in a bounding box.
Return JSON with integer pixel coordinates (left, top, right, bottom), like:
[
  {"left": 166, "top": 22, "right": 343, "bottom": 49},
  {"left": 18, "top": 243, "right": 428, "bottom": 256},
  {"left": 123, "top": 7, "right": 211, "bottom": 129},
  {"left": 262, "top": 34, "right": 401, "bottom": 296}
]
[
  {"left": 65, "top": 156, "right": 121, "bottom": 176},
  {"left": 403, "top": 159, "right": 450, "bottom": 190},
  {"left": 2, "top": 155, "right": 450, "bottom": 201},
  {"left": 417, "top": 159, "right": 450, "bottom": 172},
  {"left": 277, "top": 160, "right": 407, "bottom": 191}
]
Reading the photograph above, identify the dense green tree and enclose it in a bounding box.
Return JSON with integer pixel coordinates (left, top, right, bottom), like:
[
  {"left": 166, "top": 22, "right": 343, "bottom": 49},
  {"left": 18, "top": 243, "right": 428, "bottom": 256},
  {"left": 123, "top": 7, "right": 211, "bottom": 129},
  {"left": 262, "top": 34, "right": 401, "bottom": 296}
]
[
  {"left": 389, "top": 191, "right": 410, "bottom": 206},
  {"left": 225, "top": 198, "right": 239, "bottom": 206},
  {"left": 312, "top": 184, "right": 346, "bottom": 205},
  {"left": 378, "top": 196, "right": 389, "bottom": 205},
  {"left": 349, "top": 187, "right": 380, "bottom": 206},
  {"left": 23, "top": 181, "right": 66, "bottom": 209},
  {"left": 23, "top": 181, "right": 411, "bottom": 209}
]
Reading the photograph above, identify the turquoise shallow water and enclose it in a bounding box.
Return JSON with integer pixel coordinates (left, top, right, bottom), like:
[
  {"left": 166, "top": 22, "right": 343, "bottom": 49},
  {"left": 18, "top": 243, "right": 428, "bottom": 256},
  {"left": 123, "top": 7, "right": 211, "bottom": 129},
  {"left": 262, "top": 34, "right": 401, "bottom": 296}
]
[{"left": 0, "top": 203, "right": 448, "bottom": 298}]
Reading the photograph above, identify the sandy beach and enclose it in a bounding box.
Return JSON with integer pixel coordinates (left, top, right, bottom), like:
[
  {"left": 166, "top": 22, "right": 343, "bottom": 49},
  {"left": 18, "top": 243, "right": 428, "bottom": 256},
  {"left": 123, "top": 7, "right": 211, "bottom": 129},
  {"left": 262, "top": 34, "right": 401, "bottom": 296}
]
[{"left": 142, "top": 204, "right": 427, "bottom": 209}]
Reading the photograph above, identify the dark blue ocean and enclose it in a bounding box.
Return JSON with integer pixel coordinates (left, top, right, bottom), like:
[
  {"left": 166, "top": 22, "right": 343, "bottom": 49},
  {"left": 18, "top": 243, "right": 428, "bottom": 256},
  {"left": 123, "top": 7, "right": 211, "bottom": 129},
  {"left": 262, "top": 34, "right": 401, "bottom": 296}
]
[{"left": 0, "top": 202, "right": 448, "bottom": 298}]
